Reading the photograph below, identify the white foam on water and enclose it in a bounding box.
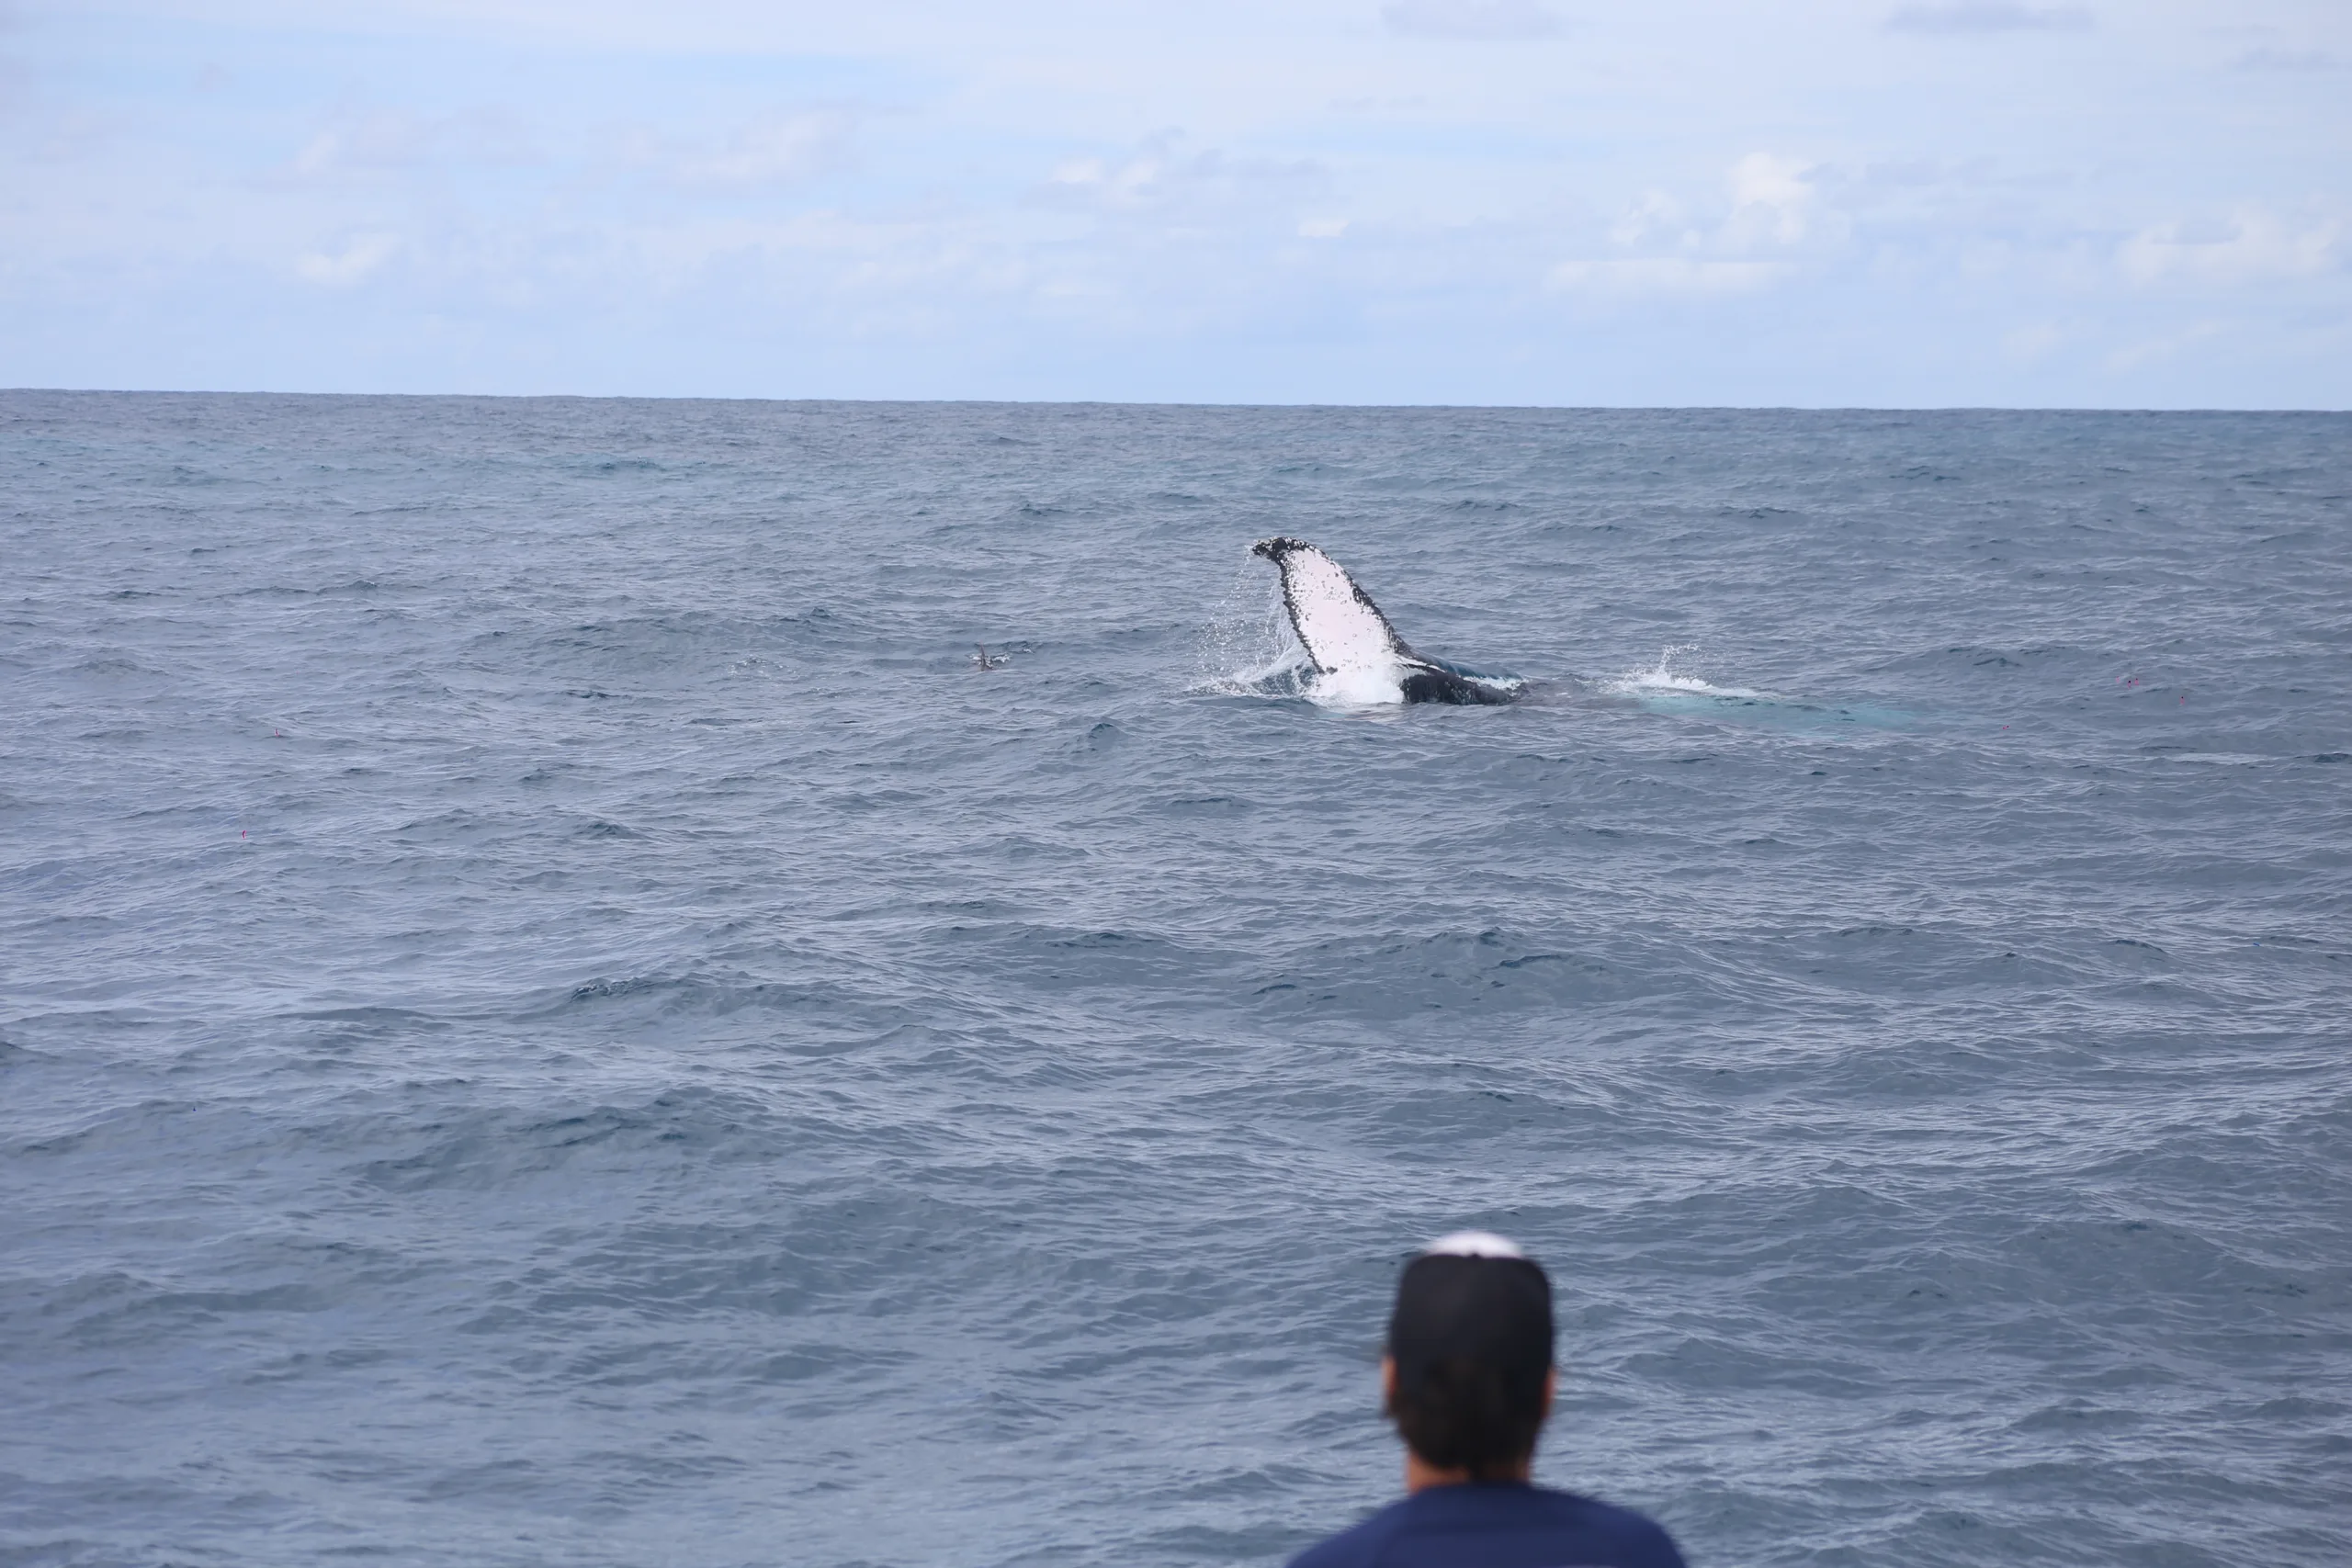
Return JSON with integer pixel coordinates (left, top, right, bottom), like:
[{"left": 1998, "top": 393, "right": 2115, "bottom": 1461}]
[
  {"left": 1306, "top": 661, "right": 1408, "bottom": 707},
  {"left": 1600, "top": 645, "right": 1767, "bottom": 702}
]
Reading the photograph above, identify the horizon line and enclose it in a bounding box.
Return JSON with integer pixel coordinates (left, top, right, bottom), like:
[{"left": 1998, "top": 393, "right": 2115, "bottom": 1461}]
[{"left": 6, "top": 387, "right": 2348, "bottom": 416}]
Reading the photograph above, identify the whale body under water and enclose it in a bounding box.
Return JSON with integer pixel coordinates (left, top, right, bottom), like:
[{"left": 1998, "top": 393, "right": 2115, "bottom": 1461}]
[{"left": 1250, "top": 536, "right": 1520, "bottom": 705}]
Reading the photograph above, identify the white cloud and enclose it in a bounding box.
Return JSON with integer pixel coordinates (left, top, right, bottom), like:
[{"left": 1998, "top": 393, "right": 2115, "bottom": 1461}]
[
  {"left": 294, "top": 232, "right": 398, "bottom": 286},
  {"left": 2120, "top": 209, "right": 2343, "bottom": 286},
  {"left": 1381, "top": 0, "right": 1563, "bottom": 42},
  {"left": 1726, "top": 152, "right": 1815, "bottom": 245},
  {"left": 2228, "top": 47, "right": 2341, "bottom": 73},
  {"left": 1037, "top": 135, "right": 1326, "bottom": 221},
  {"left": 293, "top": 108, "right": 536, "bottom": 175},
  {"left": 1608, "top": 191, "right": 1688, "bottom": 249},
  {"left": 1546, "top": 256, "right": 1782, "bottom": 297},
  {"left": 671, "top": 108, "right": 857, "bottom": 188},
  {"left": 1552, "top": 152, "right": 1826, "bottom": 300},
  {"left": 2001, "top": 321, "right": 2067, "bottom": 363},
  {"left": 2103, "top": 319, "right": 2222, "bottom": 372},
  {"left": 1886, "top": 4, "right": 2092, "bottom": 34},
  {"left": 294, "top": 117, "right": 412, "bottom": 175}
]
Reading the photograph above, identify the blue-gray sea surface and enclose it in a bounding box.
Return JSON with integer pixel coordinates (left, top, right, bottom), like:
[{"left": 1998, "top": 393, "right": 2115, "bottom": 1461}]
[{"left": 3, "top": 392, "right": 2348, "bottom": 1568}]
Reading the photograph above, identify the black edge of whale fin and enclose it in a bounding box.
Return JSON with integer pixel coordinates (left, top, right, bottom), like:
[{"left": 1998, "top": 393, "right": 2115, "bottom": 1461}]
[
  {"left": 1273, "top": 570, "right": 1332, "bottom": 672},
  {"left": 1347, "top": 577, "right": 1412, "bottom": 658}
]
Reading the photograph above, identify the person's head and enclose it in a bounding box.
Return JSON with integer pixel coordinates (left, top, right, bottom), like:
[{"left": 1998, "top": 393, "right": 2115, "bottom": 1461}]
[{"left": 1383, "top": 1231, "right": 1555, "bottom": 1483}]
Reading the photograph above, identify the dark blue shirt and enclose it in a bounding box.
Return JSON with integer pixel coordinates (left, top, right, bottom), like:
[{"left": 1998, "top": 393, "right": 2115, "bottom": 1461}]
[{"left": 1288, "top": 1482, "right": 1686, "bottom": 1568}]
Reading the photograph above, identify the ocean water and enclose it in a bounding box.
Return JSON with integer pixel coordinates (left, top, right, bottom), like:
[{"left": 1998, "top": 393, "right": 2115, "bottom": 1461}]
[{"left": 2, "top": 392, "right": 2347, "bottom": 1568}]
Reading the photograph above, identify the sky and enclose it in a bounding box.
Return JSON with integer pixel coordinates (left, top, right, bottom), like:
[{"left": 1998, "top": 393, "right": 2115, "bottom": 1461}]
[{"left": 1, "top": 0, "right": 2346, "bottom": 405}]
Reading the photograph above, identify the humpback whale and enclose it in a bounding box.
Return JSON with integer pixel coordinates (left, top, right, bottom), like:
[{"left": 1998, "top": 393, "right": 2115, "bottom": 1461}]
[{"left": 1251, "top": 536, "right": 1518, "bottom": 705}]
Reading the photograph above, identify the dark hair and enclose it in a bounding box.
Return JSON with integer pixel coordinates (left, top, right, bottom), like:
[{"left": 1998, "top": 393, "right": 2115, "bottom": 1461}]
[
  {"left": 1386, "top": 1354, "right": 1548, "bottom": 1477},
  {"left": 1385, "top": 1251, "right": 1554, "bottom": 1478}
]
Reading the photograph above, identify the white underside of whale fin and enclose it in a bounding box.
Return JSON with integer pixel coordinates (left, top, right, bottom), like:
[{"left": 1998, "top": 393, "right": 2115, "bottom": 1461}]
[{"left": 1275, "top": 545, "right": 1408, "bottom": 677}]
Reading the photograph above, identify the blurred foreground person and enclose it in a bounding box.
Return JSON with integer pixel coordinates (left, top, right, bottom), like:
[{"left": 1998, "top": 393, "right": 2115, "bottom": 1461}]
[{"left": 1289, "top": 1233, "right": 1686, "bottom": 1568}]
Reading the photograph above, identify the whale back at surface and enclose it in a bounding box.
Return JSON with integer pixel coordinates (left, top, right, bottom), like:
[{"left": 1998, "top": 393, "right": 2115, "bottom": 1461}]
[{"left": 1274, "top": 544, "right": 1408, "bottom": 674}]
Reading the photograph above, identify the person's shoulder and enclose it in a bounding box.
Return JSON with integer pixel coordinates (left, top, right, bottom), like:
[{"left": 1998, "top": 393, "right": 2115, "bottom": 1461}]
[
  {"left": 1527, "top": 1487, "right": 1688, "bottom": 1568},
  {"left": 1283, "top": 1495, "right": 1415, "bottom": 1568},
  {"left": 1292, "top": 1487, "right": 1685, "bottom": 1568}
]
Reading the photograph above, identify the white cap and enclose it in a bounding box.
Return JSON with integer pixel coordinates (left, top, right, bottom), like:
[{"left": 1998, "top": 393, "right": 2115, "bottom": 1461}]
[{"left": 1422, "top": 1230, "right": 1527, "bottom": 1259}]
